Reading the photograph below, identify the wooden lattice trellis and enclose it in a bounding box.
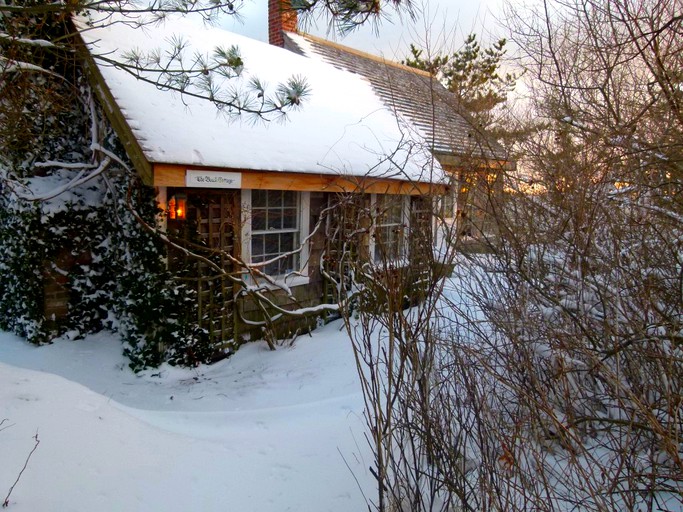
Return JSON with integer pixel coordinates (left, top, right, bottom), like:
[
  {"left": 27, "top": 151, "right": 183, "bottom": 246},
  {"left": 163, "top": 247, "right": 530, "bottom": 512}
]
[{"left": 167, "top": 190, "right": 238, "bottom": 348}]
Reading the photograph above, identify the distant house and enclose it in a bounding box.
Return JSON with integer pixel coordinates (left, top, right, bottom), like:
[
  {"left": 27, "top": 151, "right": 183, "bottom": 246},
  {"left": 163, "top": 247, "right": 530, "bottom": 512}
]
[{"left": 74, "top": 3, "right": 507, "bottom": 345}]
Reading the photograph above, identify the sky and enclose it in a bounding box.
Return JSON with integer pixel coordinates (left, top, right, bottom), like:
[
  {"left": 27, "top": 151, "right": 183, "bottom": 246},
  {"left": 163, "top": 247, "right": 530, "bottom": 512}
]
[{"left": 221, "top": 0, "right": 508, "bottom": 62}]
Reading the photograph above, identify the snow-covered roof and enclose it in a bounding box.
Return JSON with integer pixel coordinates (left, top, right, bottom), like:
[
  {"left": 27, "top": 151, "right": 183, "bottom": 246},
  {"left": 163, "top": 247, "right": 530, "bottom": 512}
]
[
  {"left": 77, "top": 14, "right": 443, "bottom": 184},
  {"left": 284, "top": 32, "right": 508, "bottom": 163}
]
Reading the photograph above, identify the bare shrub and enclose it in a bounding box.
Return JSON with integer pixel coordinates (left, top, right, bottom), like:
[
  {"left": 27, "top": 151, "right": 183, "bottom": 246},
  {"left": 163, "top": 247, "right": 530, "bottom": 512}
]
[{"left": 342, "top": 0, "right": 683, "bottom": 509}]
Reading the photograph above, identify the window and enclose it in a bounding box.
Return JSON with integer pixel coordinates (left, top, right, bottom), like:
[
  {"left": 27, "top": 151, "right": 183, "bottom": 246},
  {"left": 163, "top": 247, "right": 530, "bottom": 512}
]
[
  {"left": 441, "top": 189, "right": 456, "bottom": 219},
  {"left": 373, "top": 194, "right": 409, "bottom": 262},
  {"left": 243, "top": 190, "right": 310, "bottom": 279}
]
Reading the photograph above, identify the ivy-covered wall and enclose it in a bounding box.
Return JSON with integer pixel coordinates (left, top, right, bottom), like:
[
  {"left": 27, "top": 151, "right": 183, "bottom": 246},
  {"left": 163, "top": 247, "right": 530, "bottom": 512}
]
[
  {"left": 0, "top": 161, "right": 220, "bottom": 370},
  {"left": 0, "top": 12, "right": 222, "bottom": 370}
]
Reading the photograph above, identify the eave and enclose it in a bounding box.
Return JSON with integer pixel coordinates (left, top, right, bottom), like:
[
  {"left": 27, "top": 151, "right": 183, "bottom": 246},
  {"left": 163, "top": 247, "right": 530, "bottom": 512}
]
[
  {"left": 435, "top": 153, "right": 516, "bottom": 172},
  {"left": 77, "top": 36, "right": 153, "bottom": 185},
  {"left": 154, "top": 163, "right": 445, "bottom": 195}
]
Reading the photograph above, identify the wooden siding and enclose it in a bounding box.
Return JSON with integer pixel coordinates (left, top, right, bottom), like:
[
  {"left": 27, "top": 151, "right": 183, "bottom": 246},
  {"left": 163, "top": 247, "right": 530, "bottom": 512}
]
[
  {"left": 154, "top": 163, "right": 443, "bottom": 195},
  {"left": 438, "top": 155, "right": 515, "bottom": 172}
]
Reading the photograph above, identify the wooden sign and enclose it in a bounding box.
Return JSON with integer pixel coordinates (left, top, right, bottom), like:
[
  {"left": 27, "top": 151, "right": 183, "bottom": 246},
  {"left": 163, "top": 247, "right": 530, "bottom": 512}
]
[{"left": 186, "top": 170, "right": 242, "bottom": 188}]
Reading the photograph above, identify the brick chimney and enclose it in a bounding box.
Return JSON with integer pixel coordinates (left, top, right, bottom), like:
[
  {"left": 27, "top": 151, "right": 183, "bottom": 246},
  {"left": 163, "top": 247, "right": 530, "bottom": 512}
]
[{"left": 268, "top": 0, "right": 297, "bottom": 47}]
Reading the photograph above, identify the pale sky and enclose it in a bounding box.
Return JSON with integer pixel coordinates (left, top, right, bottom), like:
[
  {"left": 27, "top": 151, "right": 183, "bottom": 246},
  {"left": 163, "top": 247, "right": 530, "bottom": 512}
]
[{"left": 222, "top": 0, "right": 508, "bottom": 62}]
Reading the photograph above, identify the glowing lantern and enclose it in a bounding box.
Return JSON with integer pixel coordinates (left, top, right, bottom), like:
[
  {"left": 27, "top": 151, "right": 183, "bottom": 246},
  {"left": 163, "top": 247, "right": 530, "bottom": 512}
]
[{"left": 168, "top": 193, "right": 187, "bottom": 220}]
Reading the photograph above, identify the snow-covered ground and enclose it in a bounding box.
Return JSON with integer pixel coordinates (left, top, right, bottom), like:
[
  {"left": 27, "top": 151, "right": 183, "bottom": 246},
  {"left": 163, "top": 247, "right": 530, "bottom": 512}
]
[
  {"left": 0, "top": 320, "right": 373, "bottom": 511},
  {"left": 5, "top": 270, "right": 679, "bottom": 511}
]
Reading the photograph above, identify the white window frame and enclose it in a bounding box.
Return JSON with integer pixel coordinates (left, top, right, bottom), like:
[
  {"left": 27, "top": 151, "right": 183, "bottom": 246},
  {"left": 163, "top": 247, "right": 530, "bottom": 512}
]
[
  {"left": 440, "top": 188, "right": 456, "bottom": 220},
  {"left": 370, "top": 194, "right": 411, "bottom": 264},
  {"left": 241, "top": 190, "right": 310, "bottom": 286}
]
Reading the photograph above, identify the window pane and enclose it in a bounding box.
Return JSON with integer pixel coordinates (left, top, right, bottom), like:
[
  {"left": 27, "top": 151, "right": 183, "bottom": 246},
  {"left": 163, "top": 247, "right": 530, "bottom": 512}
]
[
  {"left": 252, "top": 190, "right": 266, "bottom": 208},
  {"left": 264, "top": 233, "right": 279, "bottom": 256},
  {"left": 283, "top": 191, "right": 297, "bottom": 207},
  {"left": 383, "top": 198, "right": 401, "bottom": 223},
  {"left": 252, "top": 211, "right": 266, "bottom": 231},
  {"left": 281, "top": 232, "right": 294, "bottom": 252},
  {"left": 264, "top": 260, "right": 278, "bottom": 276},
  {"left": 268, "top": 190, "right": 282, "bottom": 207},
  {"left": 282, "top": 208, "right": 297, "bottom": 229},
  {"left": 388, "top": 203, "right": 402, "bottom": 223},
  {"left": 267, "top": 210, "right": 282, "bottom": 230},
  {"left": 251, "top": 234, "right": 264, "bottom": 257}
]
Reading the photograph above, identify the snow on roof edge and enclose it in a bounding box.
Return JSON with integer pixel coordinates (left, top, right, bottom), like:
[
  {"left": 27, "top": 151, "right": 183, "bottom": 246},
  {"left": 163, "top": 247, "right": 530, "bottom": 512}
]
[{"left": 78, "top": 13, "right": 444, "bottom": 185}]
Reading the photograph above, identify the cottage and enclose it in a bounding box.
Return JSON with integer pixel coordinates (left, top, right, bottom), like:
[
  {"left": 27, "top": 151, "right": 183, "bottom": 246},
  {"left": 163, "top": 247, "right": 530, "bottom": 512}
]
[{"left": 75, "top": 4, "right": 505, "bottom": 347}]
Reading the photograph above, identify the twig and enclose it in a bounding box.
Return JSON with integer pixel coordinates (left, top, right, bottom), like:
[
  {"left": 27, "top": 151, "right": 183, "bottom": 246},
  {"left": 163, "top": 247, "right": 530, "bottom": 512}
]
[{"left": 3, "top": 431, "right": 40, "bottom": 508}]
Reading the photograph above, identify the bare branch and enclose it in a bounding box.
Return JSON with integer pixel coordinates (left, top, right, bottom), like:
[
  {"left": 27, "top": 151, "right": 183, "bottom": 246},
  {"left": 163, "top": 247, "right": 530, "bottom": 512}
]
[{"left": 3, "top": 431, "right": 40, "bottom": 508}]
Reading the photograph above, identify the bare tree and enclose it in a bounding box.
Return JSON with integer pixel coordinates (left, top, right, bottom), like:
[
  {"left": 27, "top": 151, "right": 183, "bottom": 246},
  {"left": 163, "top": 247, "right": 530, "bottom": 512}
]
[{"left": 341, "top": 0, "right": 683, "bottom": 510}]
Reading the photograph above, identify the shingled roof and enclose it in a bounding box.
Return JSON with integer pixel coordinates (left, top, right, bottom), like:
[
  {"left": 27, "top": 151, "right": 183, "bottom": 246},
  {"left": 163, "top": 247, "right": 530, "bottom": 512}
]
[
  {"left": 77, "top": 13, "right": 443, "bottom": 185},
  {"left": 283, "top": 32, "right": 507, "bottom": 165}
]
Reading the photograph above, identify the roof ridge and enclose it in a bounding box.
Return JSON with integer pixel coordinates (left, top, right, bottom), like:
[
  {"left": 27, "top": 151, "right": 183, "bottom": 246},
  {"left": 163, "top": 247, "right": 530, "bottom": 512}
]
[{"left": 290, "top": 31, "right": 433, "bottom": 78}]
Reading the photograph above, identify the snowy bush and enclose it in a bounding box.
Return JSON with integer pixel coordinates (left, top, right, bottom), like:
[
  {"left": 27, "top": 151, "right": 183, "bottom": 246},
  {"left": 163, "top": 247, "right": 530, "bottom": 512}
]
[
  {"left": 0, "top": 154, "right": 214, "bottom": 369},
  {"left": 0, "top": 2, "right": 221, "bottom": 368},
  {"left": 0, "top": 68, "right": 215, "bottom": 370},
  {"left": 0, "top": 196, "right": 47, "bottom": 342}
]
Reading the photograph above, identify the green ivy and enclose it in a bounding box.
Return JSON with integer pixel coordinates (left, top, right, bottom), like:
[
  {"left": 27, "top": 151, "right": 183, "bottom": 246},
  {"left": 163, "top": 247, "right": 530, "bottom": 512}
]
[
  {"left": 110, "top": 176, "right": 215, "bottom": 370},
  {"left": 0, "top": 149, "right": 219, "bottom": 371},
  {"left": 0, "top": 25, "right": 220, "bottom": 369},
  {"left": 0, "top": 198, "right": 47, "bottom": 342}
]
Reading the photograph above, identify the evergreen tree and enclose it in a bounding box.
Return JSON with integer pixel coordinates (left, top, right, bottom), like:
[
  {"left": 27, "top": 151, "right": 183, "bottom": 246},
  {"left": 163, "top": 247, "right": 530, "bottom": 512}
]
[{"left": 404, "top": 34, "right": 516, "bottom": 122}]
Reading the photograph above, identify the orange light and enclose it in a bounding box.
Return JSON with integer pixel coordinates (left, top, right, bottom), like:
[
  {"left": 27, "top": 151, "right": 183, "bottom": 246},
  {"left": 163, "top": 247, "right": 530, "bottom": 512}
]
[
  {"left": 175, "top": 194, "right": 187, "bottom": 220},
  {"left": 168, "top": 196, "right": 176, "bottom": 220},
  {"left": 168, "top": 193, "right": 187, "bottom": 220}
]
